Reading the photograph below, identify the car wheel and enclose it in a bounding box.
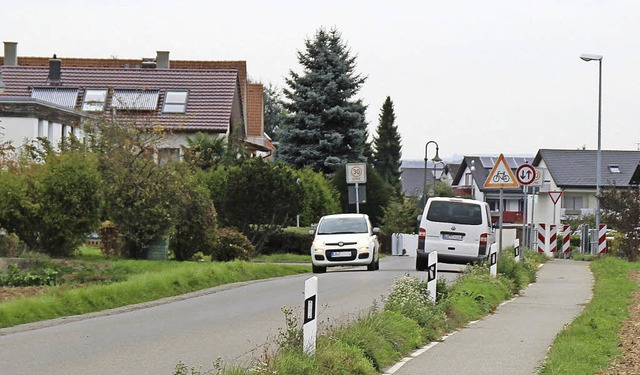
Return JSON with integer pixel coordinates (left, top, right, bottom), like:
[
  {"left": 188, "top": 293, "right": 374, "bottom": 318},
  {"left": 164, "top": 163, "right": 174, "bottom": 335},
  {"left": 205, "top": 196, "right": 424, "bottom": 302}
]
[
  {"left": 416, "top": 256, "right": 427, "bottom": 271},
  {"left": 367, "top": 256, "right": 377, "bottom": 271},
  {"left": 374, "top": 257, "right": 380, "bottom": 270},
  {"left": 312, "top": 265, "right": 326, "bottom": 274}
]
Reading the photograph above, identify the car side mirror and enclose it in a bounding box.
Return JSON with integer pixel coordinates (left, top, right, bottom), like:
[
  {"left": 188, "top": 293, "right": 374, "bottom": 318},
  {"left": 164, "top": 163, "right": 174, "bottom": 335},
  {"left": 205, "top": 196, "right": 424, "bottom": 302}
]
[{"left": 372, "top": 227, "right": 380, "bottom": 234}]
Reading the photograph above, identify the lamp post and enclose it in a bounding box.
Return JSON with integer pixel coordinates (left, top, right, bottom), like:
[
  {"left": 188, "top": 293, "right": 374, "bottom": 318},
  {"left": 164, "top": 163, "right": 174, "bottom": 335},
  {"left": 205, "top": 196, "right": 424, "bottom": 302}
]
[
  {"left": 580, "top": 53, "right": 603, "bottom": 242},
  {"left": 423, "top": 141, "right": 442, "bottom": 206}
]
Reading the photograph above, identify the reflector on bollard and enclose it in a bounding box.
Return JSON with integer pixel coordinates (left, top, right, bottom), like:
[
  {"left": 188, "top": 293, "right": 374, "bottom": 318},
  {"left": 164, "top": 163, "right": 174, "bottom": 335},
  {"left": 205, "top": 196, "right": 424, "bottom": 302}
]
[
  {"left": 514, "top": 238, "right": 520, "bottom": 263},
  {"left": 489, "top": 244, "right": 498, "bottom": 277}
]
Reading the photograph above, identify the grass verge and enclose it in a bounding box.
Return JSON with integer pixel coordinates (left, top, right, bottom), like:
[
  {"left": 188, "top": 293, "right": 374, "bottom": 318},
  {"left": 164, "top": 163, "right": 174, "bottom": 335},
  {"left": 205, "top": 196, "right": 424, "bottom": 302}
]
[
  {"left": 0, "top": 259, "right": 309, "bottom": 329},
  {"left": 537, "top": 257, "right": 640, "bottom": 375}
]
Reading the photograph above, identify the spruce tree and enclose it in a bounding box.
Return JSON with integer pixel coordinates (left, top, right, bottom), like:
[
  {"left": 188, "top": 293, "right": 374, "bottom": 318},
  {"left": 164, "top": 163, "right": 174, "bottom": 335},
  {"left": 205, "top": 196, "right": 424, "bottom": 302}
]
[
  {"left": 372, "top": 96, "right": 403, "bottom": 193},
  {"left": 277, "top": 27, "right": 368, "bottom": 175}
]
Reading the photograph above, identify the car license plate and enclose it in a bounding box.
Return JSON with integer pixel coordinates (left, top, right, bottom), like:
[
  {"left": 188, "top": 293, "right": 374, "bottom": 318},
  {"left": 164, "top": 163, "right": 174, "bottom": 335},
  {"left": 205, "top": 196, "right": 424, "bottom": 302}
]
[
  {"left": 331, "top": 251, "right": 351, "bottom": 257},
  {"left": 442, "top": 233, "right": 463, "bottom": 241}
]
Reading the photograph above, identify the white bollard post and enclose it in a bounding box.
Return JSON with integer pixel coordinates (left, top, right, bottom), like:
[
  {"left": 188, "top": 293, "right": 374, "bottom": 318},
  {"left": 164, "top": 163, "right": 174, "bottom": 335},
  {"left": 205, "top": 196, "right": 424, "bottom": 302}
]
[
  {"left": 426, "top": 251, "right": 438, "bottom": 302},
  {"left": 489, "top": 243, "right": 498, "bottom": 277},
  {"left": 303, "top": 276, "right": 318, "bottom": 355},
  {"left": 514, "top": 238, "right": 520, "bottom": 263}
]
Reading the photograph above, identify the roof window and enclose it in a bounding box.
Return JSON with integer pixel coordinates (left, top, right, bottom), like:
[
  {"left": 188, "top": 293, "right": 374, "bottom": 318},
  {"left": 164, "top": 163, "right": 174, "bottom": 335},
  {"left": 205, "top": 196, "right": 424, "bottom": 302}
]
[
  {"left": 163, "top": 90, "right": 188, "bottom": 113},
  {"left": 82, "top": 89, "right": 108, "bottom": 112},
  {"left": 608, "top": 165, "right": 621, "bottom": 173},
  {"left": 112, "top": 89, "right": 160, "bottom": 110}
]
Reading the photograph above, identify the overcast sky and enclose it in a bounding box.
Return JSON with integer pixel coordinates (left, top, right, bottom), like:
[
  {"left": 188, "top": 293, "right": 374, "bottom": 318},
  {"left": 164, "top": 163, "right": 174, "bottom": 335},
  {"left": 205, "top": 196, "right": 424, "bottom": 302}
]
[{"left": 3, "top": 0, "right": 640, "bottom": 160}]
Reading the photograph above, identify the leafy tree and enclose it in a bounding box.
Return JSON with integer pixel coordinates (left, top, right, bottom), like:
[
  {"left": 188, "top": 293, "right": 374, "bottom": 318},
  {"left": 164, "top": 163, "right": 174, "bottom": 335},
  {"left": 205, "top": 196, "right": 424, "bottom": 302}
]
[
  {"left": 372, "top": 97, "right": 402, "bottom": 194},
  {"left": 379, "top": 195, "right": 422, "bottom": 235},
  {"left": 331, "top": 163, "right": 394, "bottom": 226},
  {"left": 86, "top": 118, "right": 177, "bottom": 259},
  {"left": 168, "top": 165, "right": 217, "bottom": 261},
  {"left": 182, "top": 133, "right": 228, "bottom": 171},
  {"left": 295, "top": 168, "right": 340, "bottom": 226},
  {"left": 599, "top": 186, "right": 640, "bottom": 261},
  {"left": 263, "top": 83, "right": 286, "bottom": 140},
  {"left": 0, "top": 150, "right": 101, "bottom": 257},
  {"left": 36, "top": 151, "right": 102, "bottom": 256},
  {"left": 277, "top": 27, "right": 368, "bottom": 175},
  {"left": 208, "top": 158, "right": 304, "bottom": 252}
]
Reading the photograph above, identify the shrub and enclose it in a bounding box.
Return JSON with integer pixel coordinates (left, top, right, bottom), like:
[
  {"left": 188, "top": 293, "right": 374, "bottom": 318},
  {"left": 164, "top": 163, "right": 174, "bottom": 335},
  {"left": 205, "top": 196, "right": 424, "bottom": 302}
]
[
  {"left": 99, "top": 220, "right": 122, "bottom": 256},
  {"left": 210, "top": 228, "right": 255, "bottom": 262},
  {"left": 0, "top": 233, "right": 27, "bottom": 257},
  {"left": 261, "top": 230, "right": 312, "bottom": 255},
  {"left": 0, "top": 264, "right": 58, "bottom": 287}
]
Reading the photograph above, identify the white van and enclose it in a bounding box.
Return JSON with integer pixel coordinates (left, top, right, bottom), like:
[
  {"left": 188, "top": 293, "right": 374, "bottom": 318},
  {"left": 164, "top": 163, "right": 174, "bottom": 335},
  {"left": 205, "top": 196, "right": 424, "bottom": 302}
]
[{"left": 416, "top": 197, "right": 495, "bottom": 269}]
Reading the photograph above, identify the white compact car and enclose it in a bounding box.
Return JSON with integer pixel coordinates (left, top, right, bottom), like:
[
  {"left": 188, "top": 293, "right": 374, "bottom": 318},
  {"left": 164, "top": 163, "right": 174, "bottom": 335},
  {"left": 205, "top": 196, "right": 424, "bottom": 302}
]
[
  {"left": 309, "top": 213, "right": 380, "bottom": 273},
  {"left": 416, "top": 197, "right": 495, "bottom": 269}
]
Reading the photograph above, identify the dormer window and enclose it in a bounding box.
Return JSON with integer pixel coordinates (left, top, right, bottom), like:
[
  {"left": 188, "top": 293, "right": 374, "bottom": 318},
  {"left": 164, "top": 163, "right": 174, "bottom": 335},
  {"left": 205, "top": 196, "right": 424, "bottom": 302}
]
[
  {"left": 163, "top": 90, "right": 188, "bottom": 113},
  {"left": 112, "top": 89, "right": 159, "bottom": 110},
  {"left": 82, "top": 89, "right": 108, "bottom": 112},
  {"left": 608, "top": 165, "right": 621, "bottom": 173}
]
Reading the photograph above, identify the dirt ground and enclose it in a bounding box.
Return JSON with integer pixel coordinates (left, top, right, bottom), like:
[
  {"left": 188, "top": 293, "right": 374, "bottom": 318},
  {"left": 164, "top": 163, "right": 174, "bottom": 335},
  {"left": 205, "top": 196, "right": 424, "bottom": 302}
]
[
  {"left": 598, "top": 271, "right": 640, "bottom": 375},
  {"left": 0, "top": 286, "right": 49, "bottom": 302}
]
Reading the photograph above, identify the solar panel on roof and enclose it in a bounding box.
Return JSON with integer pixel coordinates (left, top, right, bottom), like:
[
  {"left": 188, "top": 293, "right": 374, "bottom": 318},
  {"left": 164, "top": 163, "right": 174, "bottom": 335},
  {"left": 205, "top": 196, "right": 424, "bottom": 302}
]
[
  {"left": 112, "top": 89, "right": 159, "bottom": 110},
  {"left": 31, "top": 87, "right": 79, "bottom": 108}
]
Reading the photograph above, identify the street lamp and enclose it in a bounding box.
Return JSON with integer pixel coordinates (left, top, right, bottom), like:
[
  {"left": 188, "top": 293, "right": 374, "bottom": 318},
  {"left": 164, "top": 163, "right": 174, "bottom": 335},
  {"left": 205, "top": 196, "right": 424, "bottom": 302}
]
[
  {"left": 580, "top": 53, "right": 603, "bottom": 235},
  {"left": 423, "top": 141, "right": 442, "bottom": 205}
]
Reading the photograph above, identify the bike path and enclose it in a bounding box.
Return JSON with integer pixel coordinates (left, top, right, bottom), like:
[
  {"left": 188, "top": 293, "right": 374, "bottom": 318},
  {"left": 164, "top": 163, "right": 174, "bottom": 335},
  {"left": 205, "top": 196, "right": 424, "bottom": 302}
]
[{"left": 384, "top": 259, "right": 593, "bottom": 375}]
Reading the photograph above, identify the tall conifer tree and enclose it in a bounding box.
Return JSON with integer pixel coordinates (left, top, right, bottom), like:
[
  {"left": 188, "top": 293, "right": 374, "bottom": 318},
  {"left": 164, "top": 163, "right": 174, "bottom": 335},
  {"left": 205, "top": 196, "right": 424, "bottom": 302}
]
[
  {"left": 277, "top": 27, "right": 368, "bottom": 175},
  {"left": 373, "top": 96, "right": 402, "bottom": 193}
]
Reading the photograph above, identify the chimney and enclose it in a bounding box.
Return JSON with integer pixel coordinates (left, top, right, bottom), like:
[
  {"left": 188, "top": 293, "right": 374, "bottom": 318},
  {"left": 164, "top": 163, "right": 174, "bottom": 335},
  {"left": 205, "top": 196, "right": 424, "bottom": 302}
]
[
  {"left": 3, "top": 41, "right": 17, "bottom": 66},
  {"left": 156, "top": 51, "right": 170, "bottom": 69},
  {"left": 48, "top": 55, "right": 62, "bottom": 82}
]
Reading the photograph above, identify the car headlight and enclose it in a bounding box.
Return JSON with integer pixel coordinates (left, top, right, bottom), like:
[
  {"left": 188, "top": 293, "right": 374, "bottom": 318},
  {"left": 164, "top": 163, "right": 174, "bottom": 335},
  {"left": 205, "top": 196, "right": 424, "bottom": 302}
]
[
  {"left": 312, "top": 240, "right": 325, "bottom": 252},
  {"left": 358, "top": 237, "right": 369, "bottom": 252}
]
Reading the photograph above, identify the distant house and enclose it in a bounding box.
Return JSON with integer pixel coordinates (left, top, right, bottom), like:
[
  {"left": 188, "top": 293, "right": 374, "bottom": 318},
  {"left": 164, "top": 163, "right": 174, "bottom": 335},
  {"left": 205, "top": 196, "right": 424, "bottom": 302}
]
[
  {"left": 532, "top": 149, "right": 640, "bottom": 224},
  {"left": 0, "top": 42, "right": 274, "bottom": 158},
  {"left": 452, "top": 155, "right": 532, "bottom": 224},
  {"left": 400, "top": 159, "right": 448, "bottom": 198}
]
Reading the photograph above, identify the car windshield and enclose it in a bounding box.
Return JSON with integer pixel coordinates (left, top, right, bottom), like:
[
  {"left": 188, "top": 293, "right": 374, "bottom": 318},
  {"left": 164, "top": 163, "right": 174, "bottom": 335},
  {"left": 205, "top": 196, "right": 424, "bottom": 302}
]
[
  {"left": 427, "top": 201, "right": 483, "bottom": 225},
  {"left": 317, "top": 217, "right": 368, "bottom": 235}
]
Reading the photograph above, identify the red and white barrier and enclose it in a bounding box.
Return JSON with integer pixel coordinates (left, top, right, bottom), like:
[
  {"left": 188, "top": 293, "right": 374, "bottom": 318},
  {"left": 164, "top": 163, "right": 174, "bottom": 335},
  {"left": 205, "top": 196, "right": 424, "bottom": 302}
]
[
  {"left": 537, "top": 223, "right": 546, "bottom": 253},
  {"left": 597, "top": 224, "right": 607, "bottom": 254},
  {"left": 549, "top": 224, "right": 557, "bottom": 253},
  {"left": 562, "top": 225, "right": 571, "bottom": 254}
]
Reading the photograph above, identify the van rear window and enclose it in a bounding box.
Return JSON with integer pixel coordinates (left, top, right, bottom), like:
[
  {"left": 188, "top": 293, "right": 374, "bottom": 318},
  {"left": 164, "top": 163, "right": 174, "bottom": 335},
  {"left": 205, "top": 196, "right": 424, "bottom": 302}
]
[{"left": 426, "top": 201, "right": 483, "bottom": 225}]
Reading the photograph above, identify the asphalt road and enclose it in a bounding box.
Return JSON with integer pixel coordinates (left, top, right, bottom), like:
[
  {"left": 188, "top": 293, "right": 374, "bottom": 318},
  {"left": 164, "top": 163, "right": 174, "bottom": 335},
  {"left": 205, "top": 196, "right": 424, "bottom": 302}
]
[{"left": 0, "top": 256, "right": 463, "bottom": 375}]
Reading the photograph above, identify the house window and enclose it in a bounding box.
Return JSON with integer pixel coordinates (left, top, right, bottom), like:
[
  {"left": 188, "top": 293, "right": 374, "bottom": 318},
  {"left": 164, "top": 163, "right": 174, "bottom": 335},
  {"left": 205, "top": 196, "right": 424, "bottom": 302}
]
[
  {"left": 563, "top": 195, "right": 584, "bottom": 211},
  {"left": 608, "top": 165, "right": 621, "bottom": 173},
  {"left": 158, "top": 148, "right": 181, "bottom": 166},
  {"left": 464, "top": 172, "right": 473, "bottom": 186},
  {"left": 163, "top": 90, "right": 188, "bottom": 113},
  {"left": 82, "top": 89, "right": 108, "bottom": 112},
  {"left": 112, "top": 89, "right": 160, "bottom": 110}
]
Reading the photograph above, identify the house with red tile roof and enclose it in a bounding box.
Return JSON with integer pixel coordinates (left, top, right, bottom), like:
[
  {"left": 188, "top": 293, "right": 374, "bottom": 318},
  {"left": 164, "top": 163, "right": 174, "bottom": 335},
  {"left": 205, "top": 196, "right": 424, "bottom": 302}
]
[{"left": 0, "top": 42, "right": 274, "bottom": 158}]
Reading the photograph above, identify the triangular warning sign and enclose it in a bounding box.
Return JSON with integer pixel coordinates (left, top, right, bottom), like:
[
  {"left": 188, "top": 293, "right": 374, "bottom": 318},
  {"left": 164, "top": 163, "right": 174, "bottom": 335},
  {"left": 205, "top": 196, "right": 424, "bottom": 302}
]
[
  {"left": 548, "top": 191, "right": 563, "bottom": 204},
  {"left": 484, "top": 154, "right": 520, "bottom": 188}
]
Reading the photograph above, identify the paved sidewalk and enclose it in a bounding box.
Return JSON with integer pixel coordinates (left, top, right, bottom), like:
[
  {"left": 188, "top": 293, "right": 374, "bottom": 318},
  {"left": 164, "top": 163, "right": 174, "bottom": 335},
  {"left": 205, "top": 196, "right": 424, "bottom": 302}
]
[{"left": 384, "top": 259, "right": 593, "bottom": 375}]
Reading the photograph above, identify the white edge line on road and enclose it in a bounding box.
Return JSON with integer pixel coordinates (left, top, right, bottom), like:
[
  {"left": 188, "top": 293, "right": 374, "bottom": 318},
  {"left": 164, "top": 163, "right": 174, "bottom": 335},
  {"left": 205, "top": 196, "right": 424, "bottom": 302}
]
[{"left": 383, "top": 295, "right": 519, "bottom": 375}]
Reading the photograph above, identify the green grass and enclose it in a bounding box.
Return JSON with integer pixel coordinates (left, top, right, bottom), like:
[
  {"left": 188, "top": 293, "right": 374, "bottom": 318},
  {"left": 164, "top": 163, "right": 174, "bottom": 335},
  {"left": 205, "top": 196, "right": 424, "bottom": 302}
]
[
  {"left": 538, "top": 257, "right": 640, "bottom": 375},
  {"left": 0, "top": 259, "right": 309, "bottom": 329},
  {"left": 251, "top": 253, "right": 311, "bottom": 263}
]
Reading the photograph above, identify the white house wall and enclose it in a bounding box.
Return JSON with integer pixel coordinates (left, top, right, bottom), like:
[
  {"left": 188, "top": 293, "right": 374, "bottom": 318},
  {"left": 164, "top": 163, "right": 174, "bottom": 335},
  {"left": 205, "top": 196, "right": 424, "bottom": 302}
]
[{"left": 1, "top": 116, "right": 38, "bottom": 146}]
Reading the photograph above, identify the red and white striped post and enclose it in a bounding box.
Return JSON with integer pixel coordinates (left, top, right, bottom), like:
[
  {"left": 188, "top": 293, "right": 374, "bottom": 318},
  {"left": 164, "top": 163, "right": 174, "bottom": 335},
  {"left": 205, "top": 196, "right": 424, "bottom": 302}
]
[
  {"left": 549, "top": 224, "right": 557, "bottom": 253},
  {"left": 597, "top": 224, "right": 607, "bottom": 254},
  {"left": 562, "top": 225, "right": 571, "bottom": 255},
  {"left": 537, "top": 223, "right": 546, "bottom": 254}
]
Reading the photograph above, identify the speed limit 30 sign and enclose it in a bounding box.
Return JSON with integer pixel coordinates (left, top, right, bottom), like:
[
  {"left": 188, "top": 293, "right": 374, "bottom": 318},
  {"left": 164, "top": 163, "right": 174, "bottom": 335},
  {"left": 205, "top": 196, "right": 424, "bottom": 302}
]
[{"left": 346, "top": 163, "right": 367, "bottom": 184}]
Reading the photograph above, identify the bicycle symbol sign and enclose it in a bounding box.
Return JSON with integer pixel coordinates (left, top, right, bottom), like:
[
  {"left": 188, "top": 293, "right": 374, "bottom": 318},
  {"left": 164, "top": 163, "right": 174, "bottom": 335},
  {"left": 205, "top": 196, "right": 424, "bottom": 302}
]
[{"left": 484, "top": 154, "right": 519, "bottom": 188}]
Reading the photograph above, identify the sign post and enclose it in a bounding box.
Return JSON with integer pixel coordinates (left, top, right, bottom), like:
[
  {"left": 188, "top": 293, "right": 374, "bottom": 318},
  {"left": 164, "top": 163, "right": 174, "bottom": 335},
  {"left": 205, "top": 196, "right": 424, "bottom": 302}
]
[
  {"left": 346, "top": 163, "right": 367, "bottom": 214},
  {"left": 484, "top": 154, "right": 520, "bottom": 253},
  {"left": 516, "top": 163, "right": 536, "bottom": 258}
]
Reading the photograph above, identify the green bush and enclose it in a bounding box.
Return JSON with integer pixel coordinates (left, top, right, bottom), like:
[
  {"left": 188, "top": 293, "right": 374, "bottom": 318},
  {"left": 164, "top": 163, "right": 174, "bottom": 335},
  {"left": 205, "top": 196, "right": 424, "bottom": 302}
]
[
  {"left": 211, "top": 228, "right": 255, "bottom": 262},
  {"left": 0, "top": 264, "right": 58, "bottom": 287},
  {"left": 261, "top": 230, "right": 312, "bottom": 255},
  {"left": 0, "top": 233, "right": 27, "bottom": 257}
]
